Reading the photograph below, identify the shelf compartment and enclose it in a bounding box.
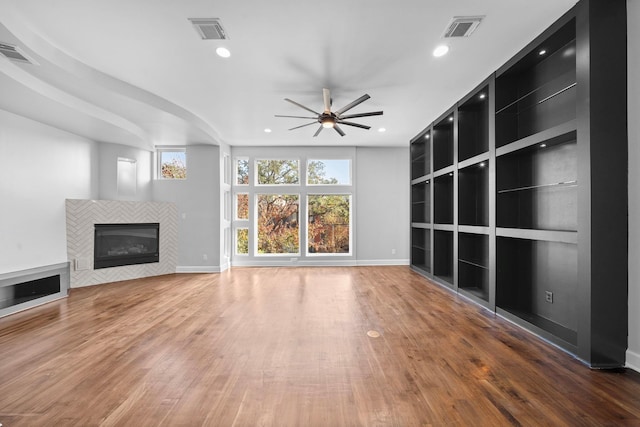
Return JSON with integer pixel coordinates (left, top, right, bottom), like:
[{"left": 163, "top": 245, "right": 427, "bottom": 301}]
[
  {"left": 458, "top": 86, "right": 489, "bottom": 161},
  {"left": 433, "top": 115, "right": 454, "bottom": 171},
  {"left": 458, "top": 233, "right": 489, "bottom": 302},
  {"left": 411, "top": 130, "right": 431, "bottom": 179},
  {"left": 434, "top": 230, "right": 454, "bottom": 285},
  {"left": 411, "top": 228, "right": 431, "bottom": 273},
  {"left": 458, "top": 161, "right": 488, "bottom": 226},
  {"left": 496, "top": 236, "right": 577, "bottom": 346},
  {"left": 411, "top": 180, "right": 430, "bottom": 224},
  {"left": 495, "top": 19, "right": 576, "bottom": 148},
  {"left": 434, "top": 173, "right": 453, "bottom": 225},
  {"left": 497, "top": 136, "right": 577, "bottom": 231}
]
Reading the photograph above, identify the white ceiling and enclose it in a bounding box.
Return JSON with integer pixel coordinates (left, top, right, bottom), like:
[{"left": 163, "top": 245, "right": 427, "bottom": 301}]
[{"left": 0, "top": 0, "right": 577, "bottom": 150}]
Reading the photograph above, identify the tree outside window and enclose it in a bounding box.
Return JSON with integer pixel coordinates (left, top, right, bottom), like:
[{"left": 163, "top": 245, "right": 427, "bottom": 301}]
[
  {"left": 236, "top": 193, "right": 249, "bottom": 220},
  {"left": 257, "top": 194, "right": 299, "bottom": 254},
  {"left": 236, "top": 228, "right": 249, "bottom": 255},
  {"left": 237, "top": 159, "right": 249, "bottom": 185},
  {"left": 256, "top": 160, "right": 299, "bottom": 185},
  {"left": 159, "top": 149, "right": 186, "bottom": 179},
  {"left": 308, "top": 195, "right": 350, "bottom": 254}
]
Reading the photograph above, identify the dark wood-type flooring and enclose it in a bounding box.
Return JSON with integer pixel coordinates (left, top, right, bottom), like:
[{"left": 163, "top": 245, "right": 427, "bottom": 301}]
[{"left": 1, "top": 266, "right": 640, "bottom": 426}]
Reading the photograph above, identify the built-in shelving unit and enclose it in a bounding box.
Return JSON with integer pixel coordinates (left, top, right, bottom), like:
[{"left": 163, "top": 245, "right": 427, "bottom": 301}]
[{"left": 409, "top": 0, "right": 627, "bottom": 368}]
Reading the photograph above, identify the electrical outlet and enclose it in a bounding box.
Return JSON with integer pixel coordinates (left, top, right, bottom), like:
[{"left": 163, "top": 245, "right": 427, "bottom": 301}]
[
  {"left": 391, "top": 248, "right": 397, "bottom": 255},
  {"left": 545, "top": 291, "right": 553, "bottom": 304}
]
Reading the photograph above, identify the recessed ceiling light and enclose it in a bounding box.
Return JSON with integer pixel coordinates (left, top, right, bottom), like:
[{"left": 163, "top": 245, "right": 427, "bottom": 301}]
[
  {"left": 479, "top": 93, "right": 486, "bottom": 99},
  {"left": 448, "top": 116, "right": 453, "bottom": 122},
  {"left": 540, "top": 143, "right": 547, "bottom": 148},
  {"left": 216, "top": 47, "right": 231, "bottom": 58},
  {"left": 378, "top": 127, "right": 386, "bottom": 133},
  {"left": 449, "top": 172, "right": 453, "bottom": 176},
  {"left": 479, "top": 162, "right": 486, "bottom": 167},
  {"left": 425, "top": 134, "right": 430, "bottom": 139},
  {"left": 264, "top": 128, "right": 272, "bottom": 133},
  {"left": 433, "top": 44, "right": 450, "bottom": 57},
  {"left": 539, "top": 49, "right": 547, "bottom": 56}
]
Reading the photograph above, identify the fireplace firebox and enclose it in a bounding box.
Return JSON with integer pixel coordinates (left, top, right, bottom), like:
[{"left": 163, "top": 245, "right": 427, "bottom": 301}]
[{"left": 94, "top": 223, "right": 159, "bottom": 269}]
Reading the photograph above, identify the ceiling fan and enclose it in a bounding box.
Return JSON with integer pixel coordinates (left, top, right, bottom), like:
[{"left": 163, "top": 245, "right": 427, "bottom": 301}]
[{"left": 275, "top": 88, "right": 383, "bottom": 137}]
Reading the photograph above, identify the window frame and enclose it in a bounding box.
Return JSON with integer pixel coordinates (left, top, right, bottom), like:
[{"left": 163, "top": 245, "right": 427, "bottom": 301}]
[
  {"left": 306, "top": 159, "right": 352, "bottom": 186},
  {"left": 255, "top": 192, "right": 301, "bottom": 256},
  {"left": 306, "top": 193, "right": 353, "bottom": 257},
  {"left": 156, "top": 146, "right": 187, "bottom": 180},
  {"left": 255, "top": 158, "right": 301, "bottom": 186}
]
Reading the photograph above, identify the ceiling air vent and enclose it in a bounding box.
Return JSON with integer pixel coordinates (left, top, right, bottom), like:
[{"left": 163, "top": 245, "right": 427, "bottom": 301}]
[
  {"left": 189, "top": 18, "right": 229, "bottom": 40},
  {"left": 443, "top": 16, "right": 484, "bottom": 38},
  {"left": 0, "top": 42, "right": 35, "bottom": 64}
]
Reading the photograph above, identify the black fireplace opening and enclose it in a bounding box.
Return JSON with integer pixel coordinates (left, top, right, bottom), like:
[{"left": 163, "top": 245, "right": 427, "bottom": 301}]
[{"left": 94, "top": 223, "right": 159, "bottom": 269}]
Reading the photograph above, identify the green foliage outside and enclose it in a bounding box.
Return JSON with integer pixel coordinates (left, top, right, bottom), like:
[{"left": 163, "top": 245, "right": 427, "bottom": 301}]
[
  {"left": 237, "top": 159, "right": 249, "bottom": 184},
  {"left": 236, "top": 158, "right": 350, "bottom": 255},
  {"left": 236, "top": 228, "right": 249, "bottom": 254},
  {"left": 257, "top": 194, "right": 299, "bottom": 254},
  {"left": 307, "top": 160, "right": 338, "bottom": 184},
  {"left": 257, "top": 160, "right": 299, "bottom": 184},
  {"left": 308, "top": 195, "right": 350, "bottom": 253}
]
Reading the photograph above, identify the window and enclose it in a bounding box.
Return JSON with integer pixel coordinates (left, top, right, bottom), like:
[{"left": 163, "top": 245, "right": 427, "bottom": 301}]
[
  {"left": 157, "top": 148, "right": 186, "bottom": 179},
  {"left": 257, "top": 194, "right": 299, "bottom": 254},
  {"left": 307, "top": 159, "right": 351, "bottom": 185},
  {"left": 236, "top": 158, "right": 249, "bottom": 185},
  {"left": 236, "top": 228, "right": 249, "bottom": 255},
  {"left": 308, "top": 195, "right": 351, "bottom": 254},
  {"left": 256, "top": 159, "right": 299, "bottom": 185},
  {"left": 236, "top": 193, "right": 249, "bottom": 220}
]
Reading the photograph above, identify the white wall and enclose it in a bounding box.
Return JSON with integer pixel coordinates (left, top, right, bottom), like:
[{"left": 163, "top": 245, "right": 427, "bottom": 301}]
[
  {"left": 0, "top": 110, "right": 98, "bottom": 274},
  {"left": 627, "top": 0, "right": 640, "bottom": 372},
  {"left": 98, "top": 142, "right": 153, "bottom": 201},
  {"left": 356, "top": 147, "right": 410, "bottom": 264},
  {"left": 152, "top": 144, "right": 220, "bottom": 272}
]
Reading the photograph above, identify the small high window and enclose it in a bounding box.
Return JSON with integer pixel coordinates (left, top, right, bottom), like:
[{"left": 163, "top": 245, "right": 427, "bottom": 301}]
[{"left": 157, "top": 148, "right": 186, "bottom": 179}]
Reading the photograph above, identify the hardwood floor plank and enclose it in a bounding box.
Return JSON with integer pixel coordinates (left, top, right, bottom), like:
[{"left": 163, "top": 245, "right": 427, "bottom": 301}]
[{"left": 1, "top": 266, "right": 640, "bottom": 426}]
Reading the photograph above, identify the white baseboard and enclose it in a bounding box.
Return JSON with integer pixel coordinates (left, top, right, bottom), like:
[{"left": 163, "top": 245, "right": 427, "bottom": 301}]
[
  {"left": 626, "top": 349, "right": 640, "bottom": 373},
  {"left": 357, "top": 259, "right": 410, "bottom": 266},
  {"left": 176, "top": 266, "right": 221, "bottom": 273}
]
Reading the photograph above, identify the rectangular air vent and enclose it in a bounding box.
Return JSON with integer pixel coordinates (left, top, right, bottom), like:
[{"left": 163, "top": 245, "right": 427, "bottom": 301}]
[
  {"left": 188, "top": 18, "right": 228, "bottom": 40},
  {"left": 443, "top": 16, "right": 484, "bottom": 38},
  {"left": 0, "top": 43, "right": 35, "bottom": 64}
]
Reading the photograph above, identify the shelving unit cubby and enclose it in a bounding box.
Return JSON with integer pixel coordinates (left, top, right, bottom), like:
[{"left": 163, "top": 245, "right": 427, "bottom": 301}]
[
  {"left": 411, "top": 130, "right": 430, "bottom": 180},
  {"left": 458, "top": 162, "right": 489, "bottom": 227},
  {"left": 411, "top": 180, "right": 430, "bottom": 224},
  {"left": 458, "top": 86, "right": 489, "bottom": 162},
  {"left": 433, "top": 115, "right": 454, "bottom": 172},
  {"left": 409, "top": 0, "right": 627, "bottom": 368}
]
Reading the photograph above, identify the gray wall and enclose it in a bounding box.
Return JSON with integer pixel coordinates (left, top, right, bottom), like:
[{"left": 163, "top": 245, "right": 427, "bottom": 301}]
[
  {"left": 627, "top": 0, "right": 640, "bottom": 371},
  {"left": 356, "top": 147, "right": 410, "bottom": 264},
  {"left": 0, "top": 110, "right": 99, "bottom": 274},
  {"left": 153, "top": 144, "right": 220, "bottom": 271}
]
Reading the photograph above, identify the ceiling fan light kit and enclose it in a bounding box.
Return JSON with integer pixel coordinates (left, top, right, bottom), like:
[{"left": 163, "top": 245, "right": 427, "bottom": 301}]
[{"left": 275, "top": 88, "right": 383, "bottom": 137}]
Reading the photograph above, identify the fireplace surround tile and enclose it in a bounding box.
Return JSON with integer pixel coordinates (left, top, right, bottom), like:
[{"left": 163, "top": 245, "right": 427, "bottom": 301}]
[{"left": 66, "top": 199, "right": 177, "bottom": 287}]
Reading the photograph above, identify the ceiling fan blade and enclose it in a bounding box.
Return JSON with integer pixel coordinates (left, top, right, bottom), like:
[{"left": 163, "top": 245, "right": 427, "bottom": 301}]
[
  {"left": 322, "top": 88, "right": 331, "bottom": 113},
  {"left": 313, "top": 125, "right": 324, "bottom": 137},
  {"left": 289, "top": 122, "right": 318, "bottom": 131},
  {"left": 339, "top": 111, "right": 383, "bottom": 120},
  {"left": 284, "top": 98, "right": 321, "bottom": 115},
  {"left": 337, "top": 120, "right": 371, "bottom": 130},
  {"left": 334, "top": 124, "right": 346, "bottom": 136},
  {"left": 335, "top": 94, "right": 371, "bottom": 115},
  {"left": 275, "top": 114, "right": 318, "bottom": 119}
]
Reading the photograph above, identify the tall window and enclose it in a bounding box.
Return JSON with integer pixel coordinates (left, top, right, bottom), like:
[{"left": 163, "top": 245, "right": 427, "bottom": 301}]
[
  {"left": 308, "top": 195, "right": 351, "bottom": 254},
  {"left": 257, "top": 194, "right": 299, "bottom": 254},
  {"left": 236, "top": 228, "right": 249, "bottom": 255},
  {"left": 157, "top": 148, "right": 186, "bottom": 179},
  {"left": 236, "top": 193, "right": 249, "bottom": 220}
]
